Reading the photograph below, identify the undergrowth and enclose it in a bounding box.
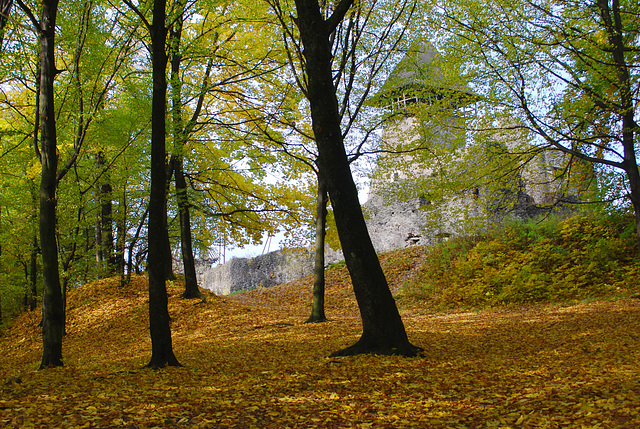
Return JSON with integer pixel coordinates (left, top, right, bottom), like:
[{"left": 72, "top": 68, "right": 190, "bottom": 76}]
[{"left": 402, "top": 212, "right": 640, "bottom": 309}]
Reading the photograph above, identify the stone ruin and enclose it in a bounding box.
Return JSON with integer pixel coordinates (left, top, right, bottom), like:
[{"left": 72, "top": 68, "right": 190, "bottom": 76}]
[
  {"left": 197, "top": 248, "right": 342, "bottom": 296},
  {"left": 197, "top": 42, "right": 590, "bottom": 295},
  {"left": 362, "top": 41, "right": 591, "bottom": 253}
]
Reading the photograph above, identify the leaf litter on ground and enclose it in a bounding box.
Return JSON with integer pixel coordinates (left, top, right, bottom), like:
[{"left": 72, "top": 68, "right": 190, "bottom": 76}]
[{"left": 1, "top": 247, "right": 639, "bottom": 428}]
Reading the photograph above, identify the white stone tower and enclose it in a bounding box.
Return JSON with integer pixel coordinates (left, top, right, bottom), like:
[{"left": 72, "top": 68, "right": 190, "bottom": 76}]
[{"left": 364, "top": 42, "right": 591, "bottom": 253}]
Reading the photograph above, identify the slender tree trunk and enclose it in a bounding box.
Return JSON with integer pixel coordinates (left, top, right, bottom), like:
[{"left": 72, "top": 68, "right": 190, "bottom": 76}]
[
  {"left": 147, "top": 0, "right": 180, "bottom": 368},
  {"left": 0, "top": 0, "right": 11, "bottom": 51},
  {"left": 596, "top": 0, "right": 640, "bottom": 252},
  {"left": 30, "top": 234, "right": 38, "bottom": 310},
  {"left": 98, "top": 152, "right": 115, "bottom": 275},
  {"left": 174, "top": 157, "right": 201, "bottom": 299},
  {"left": 168, "top": 13, "right": 201, "bottom": 300},
  {"left": 95, "top": 201, "right": 103, "bottom": 267},
  {"left": 162, "top": 161, "right": 176, "bottom": 281},
  {"left": 29, "top": 184, "right": 38, "bottom": 311},
  {"left": 293, "top": 0, "right": 420, "bottom": 356},
  {"left": 306, "top": 171, "right": 328, "bottom": 323},
  {"left": 39, "top": 0, "right": 64, "bottom": 369},
  {"left": 125, "top": 206, "right": 148, "bottom": 285},
  {"left": 115, "top": 194, "right": 126, "bottom": 283},
  {"left": 622, "top": 153, "right": 640, "bottom": 251}
]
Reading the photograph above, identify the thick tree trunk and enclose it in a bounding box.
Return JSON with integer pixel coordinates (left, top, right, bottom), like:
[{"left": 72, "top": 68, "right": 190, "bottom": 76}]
[
  {"left": 39, "top": 0, "right": 64, "bottom": 369},
  {"left": 306, "top": 171, "right": 328, "bottom": 323},
  {"left": 147, "top": 0, "right": 179, "bottom": 368},
  {"left": 293, "top": 0, "right": 420, "bottom": 356}
]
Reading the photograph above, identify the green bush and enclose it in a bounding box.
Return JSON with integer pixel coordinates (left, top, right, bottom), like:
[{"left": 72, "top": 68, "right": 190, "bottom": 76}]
[{"left": 404, "top": 212, "right": 640, "bottom": 309}]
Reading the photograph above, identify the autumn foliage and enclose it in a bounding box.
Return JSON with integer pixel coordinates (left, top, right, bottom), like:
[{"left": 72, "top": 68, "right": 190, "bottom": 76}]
[
  {"left": 1, "top": 214, "right": 640, "bottom": 427},
  {"left": 402, "top": 213, "right": 640, "bottom": 309}
]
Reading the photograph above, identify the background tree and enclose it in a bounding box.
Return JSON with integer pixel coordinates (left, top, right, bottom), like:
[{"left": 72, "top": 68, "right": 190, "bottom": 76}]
[
  {"left": 0, "top": 0, "right": 11, "bottom": 50},
  {"left": 433, "top": 0, "right": 640, "bottom": 248},
  {"left": 289, "top": 0, "right": 421, "bottom": 356},
  {"left": 265, "top": 0, "right": 419, "bottom": 325},
  {"left": 14, "top": 0, "right": 65, "bottom": 368},
  {"left": 122, "top": 0, "right": 181, "bottom": 367}
]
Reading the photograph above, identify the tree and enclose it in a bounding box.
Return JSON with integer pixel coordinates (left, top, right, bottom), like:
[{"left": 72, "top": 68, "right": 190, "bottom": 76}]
[
  {"left": 306, "top": 170, "right": 328, "bottom": 323},
  {"left": 121, "top": 0, "right": 180, "bottom": 367},
  {"left": 436, "top": 0, "right": 640, "bottom": 249},
  {"left": 14, "top": 0, "right": 65, "bottom": 368},
  {"left": 0, "top": 0, "right": 11, "bottom": 50},
  {"left": 265, "top": 0, "right": 421, "bottom": 326},
  {"left": 167, "top": 0, "right": 210, "bottom": 300},
  {"left": 147, "top": 0, "right": 180, "bottom": 367},
  {"left": 291, "top": 0, "right": 421, "bottom": 356}
]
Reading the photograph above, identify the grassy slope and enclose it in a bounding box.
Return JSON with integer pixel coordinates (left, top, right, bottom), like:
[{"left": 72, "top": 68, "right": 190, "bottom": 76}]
[{"left": 0, "top": 246, "right": 639, "bottom": 428}]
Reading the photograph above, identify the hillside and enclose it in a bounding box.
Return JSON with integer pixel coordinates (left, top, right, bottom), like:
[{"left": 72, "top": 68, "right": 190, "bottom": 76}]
[{"left": 1, "top": 243, "right": 640, "bottom": 427}]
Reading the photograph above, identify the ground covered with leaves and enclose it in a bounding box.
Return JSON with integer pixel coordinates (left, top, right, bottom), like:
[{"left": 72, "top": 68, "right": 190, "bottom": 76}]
[{"left": 1, "top": 248, "right": 640, "bottom": 428}]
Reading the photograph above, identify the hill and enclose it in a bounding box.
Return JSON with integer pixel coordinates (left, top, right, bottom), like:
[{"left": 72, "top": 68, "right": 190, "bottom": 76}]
[{"left": 1, "top": 237, "right": 640, "bottom": 427}]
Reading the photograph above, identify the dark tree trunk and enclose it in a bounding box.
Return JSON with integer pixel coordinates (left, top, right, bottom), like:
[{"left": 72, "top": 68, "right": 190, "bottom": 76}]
[
  {"left": 98, "top": 152, "right": 115, "bottom": 275},
  {"left": 94, "top": 202, "right": 102, "bottom": 266},
  {"left": 293, "top": 0, "right": 421, "bottom": 356},
  {"left": 146, "top": 0, "right": 180, "bottom": 368},
  {"left": 29, "top": 184, "right": 39, "bottom": 311},
  {"left": 161, "top": 160, "right": 176, "bottom": 281},
  {"left": 0, "top": 0, "right": 11, "bottom": 50},
  {"left": 162, "top": 220, "right": 175, "bottom": 281},
  {"left": 168, "top": 14, "right": 201, "bottom": 300},
  {"left": 38, "top": 0, "right": 64, "bottom": 369},
  {"left": 306, "top": 171, "right": 328, "bottom": 323},
  {"left": 596, "top": 0, "right": 640, "bottom": 252},
  {"left": 29, "top": 234, "right": 38, "bottom": 310},
  {"left": 125, "top": 206, "right": 148, "bottom": 285},
  {"left": 115, "top": 195, "right": 126, "bottom": 283},
  {"left": 174, "top": 156, "right": 201, "bottom": 299}
]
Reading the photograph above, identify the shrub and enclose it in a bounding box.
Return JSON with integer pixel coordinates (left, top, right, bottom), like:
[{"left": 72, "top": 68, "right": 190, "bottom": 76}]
[{"left": 404, "top": 212, "right": 639, "bottom": 309}]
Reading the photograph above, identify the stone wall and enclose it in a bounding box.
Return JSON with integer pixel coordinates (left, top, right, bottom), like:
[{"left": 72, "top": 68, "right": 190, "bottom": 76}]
[{"left": 197, "top": 248, "right": 342, "bottom": 295}]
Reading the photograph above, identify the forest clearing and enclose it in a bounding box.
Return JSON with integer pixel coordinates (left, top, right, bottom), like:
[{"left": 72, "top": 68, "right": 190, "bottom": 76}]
[{"left": 1, "top": 247, "right": 639, "bottom": 428}]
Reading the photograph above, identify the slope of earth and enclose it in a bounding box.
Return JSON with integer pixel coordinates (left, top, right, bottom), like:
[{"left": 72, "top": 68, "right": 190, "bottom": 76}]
[{"left": 1, "top": 249, "right": 639, "bottom": 428}]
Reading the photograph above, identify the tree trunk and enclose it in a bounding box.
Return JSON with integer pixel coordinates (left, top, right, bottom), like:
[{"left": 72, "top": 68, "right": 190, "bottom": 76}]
[
  {"left": 0, "top": 0, "right": 11, "bottom": 51},
  {"left": 29, "top": 234, "right": 38, "bottom": 311},
  {"left": 94, "top": 202, "right": 102, "bottom": 267},
  {"left": 168, "top": 14, "right": 201, "bottom": 300},
  {"left": 174, "top": 157, "right": 201, "bottom": 299},
  {"left": 306, "top": 171, "right": 328, "bottom": 323},
  {"left": 293, "top": 0, "right": 420, "bottom": 356},
  {"left": 146, "top": 0, "right": 180, "bottom": 368},
  {"left": 115, "top": 194, "right": 126, "bottom": 284},
  {"left": 125, "top": 207, "right": 148, "bottom": 285},
  {"left": 100, "top": 154, "right": 115, "bottom": 275},
  {"left": 162, "top": 162, "right": 176, "bottom": 282},
  {"left": 596, "top": 0, "right": 640, "bottom": 252},
  {"left": 39, "top": 0, "right": 64, "bottom": 369},
  {"left": 29, "top": 184, "right": 38, "bottom": 311}
]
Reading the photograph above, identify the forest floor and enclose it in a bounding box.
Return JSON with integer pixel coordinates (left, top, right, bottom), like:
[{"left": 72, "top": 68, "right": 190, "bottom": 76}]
[{"left": 1, "top": 250, "right": 640, "bottom": 428}]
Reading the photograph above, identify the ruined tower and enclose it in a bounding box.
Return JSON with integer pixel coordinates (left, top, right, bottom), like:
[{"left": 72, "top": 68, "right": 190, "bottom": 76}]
[{"left": 364, "top": 42, "right": 590, "bottom": 253}]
